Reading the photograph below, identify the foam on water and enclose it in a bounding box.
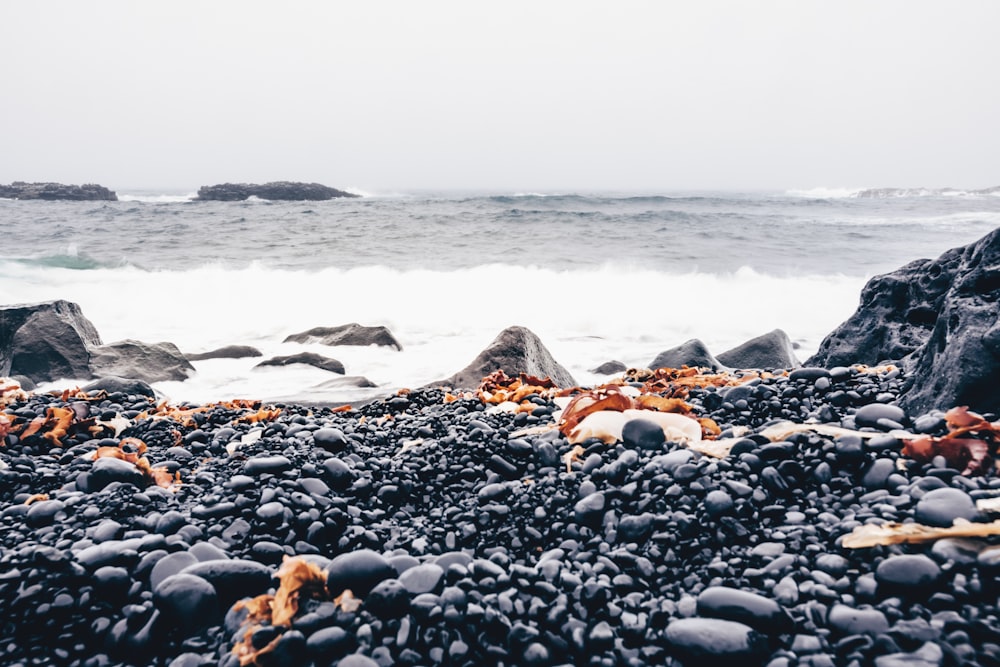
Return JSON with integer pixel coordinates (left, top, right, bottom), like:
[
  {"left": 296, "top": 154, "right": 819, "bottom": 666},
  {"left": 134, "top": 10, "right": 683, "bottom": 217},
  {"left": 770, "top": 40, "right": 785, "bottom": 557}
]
[{"left": 4, "top": 261, "right": 864, "bottom": 403}]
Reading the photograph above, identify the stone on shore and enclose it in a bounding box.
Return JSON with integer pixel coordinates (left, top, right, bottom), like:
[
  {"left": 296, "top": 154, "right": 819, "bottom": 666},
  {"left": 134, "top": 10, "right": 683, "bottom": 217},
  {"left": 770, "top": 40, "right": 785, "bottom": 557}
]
[
  {"left": 90, "top": 340, "right": 195, "bottom": 383},
  {"left": 716, "top": 329, "right": 800, "bottom": 369},
  {"left": 186, "top": 345, "right": 262, "bottom": 361},
  {"left": 434, "top": 325, "right": 576, "bottom": 389},
  {"left": 648, "top": 338, "right": 722, "bottom": 371},
  {"left": 283, "top": 323, "right": 402, "bottom": 351},
  {"left": 0, "top": 181, "right": 117, "bottom": 201},
  {"left": 194, "top": 182, "right": 358, "bottom": 201},
  {"left": 3, "top": 300, "right": 103, "bottom": 382},
  {"left": 255, "top": 352, "right": 345, "bottom": 375}
]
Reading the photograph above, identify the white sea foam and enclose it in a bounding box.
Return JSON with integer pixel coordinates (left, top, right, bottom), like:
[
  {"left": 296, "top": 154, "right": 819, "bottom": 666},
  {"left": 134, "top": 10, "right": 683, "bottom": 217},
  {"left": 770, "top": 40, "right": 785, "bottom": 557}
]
[
  {"left": 785, "top": 187, "right": 863, "bottom": 199},
  {"left": 117, "top": 192, "right": 197, "bottom": 203},
  {"left": 3, "top": 262, "right": 865, "bottom": 404}
]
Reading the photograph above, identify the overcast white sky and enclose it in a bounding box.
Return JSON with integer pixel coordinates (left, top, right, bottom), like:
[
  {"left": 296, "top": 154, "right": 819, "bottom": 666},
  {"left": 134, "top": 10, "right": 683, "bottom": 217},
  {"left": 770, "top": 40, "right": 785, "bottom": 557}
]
[{"left": 2, "top": 1, "right": 997, "bottom": 192}]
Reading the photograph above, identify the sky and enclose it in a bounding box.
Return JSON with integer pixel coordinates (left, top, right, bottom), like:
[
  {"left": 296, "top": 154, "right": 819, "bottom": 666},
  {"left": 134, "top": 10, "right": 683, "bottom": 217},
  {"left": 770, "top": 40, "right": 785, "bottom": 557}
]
[{"left": 2, "top": 1, "right": 998, "bottom": 193}]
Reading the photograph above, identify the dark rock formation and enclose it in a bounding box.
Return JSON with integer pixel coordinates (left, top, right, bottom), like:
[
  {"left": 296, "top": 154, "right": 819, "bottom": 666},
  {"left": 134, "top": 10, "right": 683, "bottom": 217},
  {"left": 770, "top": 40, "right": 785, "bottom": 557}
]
[
  {"left": 435, "top": 325, "right": 576, "bottom": 389},
  {"left": 589, "top": 360, "right": 627, "bottom": 375},
  {"left": 648, "top": 339, "right": 722, "bottom": 371},
  {"left": 717, "top": 329, "right": 800, "bottom": 370},
  {"left": 89, "top": 340, "right": 194, "bottom": 383},
  {"left": 0, "top": 182, "right": 117, "bottom": 201},
  {"left": 284, "top": 324, "right": 402, "bottom": 351},
  {"left": 194, "top": 182, "right": 359, "bottom": 201},
  {"left": 312, "top": 375, "right": 377, "bottom": 389},
  {"left": 808, "top": 227, "right": 1000, "bottom": 414},
  {"left": 3, "top": 301, "right": 103, "bottom": 381},
  {"left": 83, "top": 376, "right": 156, "bottom": 399},
  {"left": 255, "top": 352, "right": 345, "bottom": 375},
  {"left": 186, "top": 345, "right": 263, "bottom": 361}
]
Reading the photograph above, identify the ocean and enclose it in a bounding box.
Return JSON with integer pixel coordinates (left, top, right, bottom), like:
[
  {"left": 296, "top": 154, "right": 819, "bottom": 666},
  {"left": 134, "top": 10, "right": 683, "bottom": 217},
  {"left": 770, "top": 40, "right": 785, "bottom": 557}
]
[{"left": 2, "top": 188, "right": 999, "bottom": 405}]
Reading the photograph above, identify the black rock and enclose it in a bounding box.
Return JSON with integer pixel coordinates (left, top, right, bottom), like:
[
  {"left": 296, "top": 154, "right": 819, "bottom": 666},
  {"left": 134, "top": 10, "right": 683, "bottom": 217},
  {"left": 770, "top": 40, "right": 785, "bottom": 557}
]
[
  {"left": 364, "top": 578, "right": 410, "bottom": 619},
  {"left": 2, "top": 300, "right": 102, "bottom": 382},
  {"left": 150, "top": 551, "right": 199, "bottom": 590},
  {"left": 186, "top": 345, "right": 263, "bottom": 361},
  {"left": 85, "top": 456, "right": 148, "bottom": 492},
  {"left": 306, "top": 626, "right": 355, "bottom": 663},
  {"left": 716, "top": 329, "right": 800, "bottom": 369},
  {"left": 82, "top": 375, "right": 156, "bottom": 398},
  {"left": 194, "top": 181, "right": 358, "bottom": 201},
  {"left": 180, "top": 559, "right": 273, "bottom": 605},
  {"left": 89, "top": 339, "right": 194, "bottom": 383},
  {"left": 649, "top": 338, "right": 722, "bottom": 371},
  {"left": 573, "top": 493, "right": 606, "bottom": 528},
  {"left": 255, "top": 352, "right": 345, "bottom": 374},
  {"left": 0, "top": 181, "right": 117, "bottom": 201},
  {"left": 153, "top": 574, "right": 220, "bottom": 633},
  {"left": 827, "top": 604, "right": 890, "bottom": 635},
  {"left": 854, "top": 403, "right": 907, "bottom": 428},
  {"left": 875, "top": 555, "right": 943, "bottom": 593},
  {"left": 664, "top": 617, "right": 769, "bottom": 666},
  {"left": 696, "top": 586, "right": 793, "bottom": 633},
  {"left": 398, "top": 563, "right": 445, "bottom": 595},
  {"left": 589, "top": 360, "right": 627, "bottom": 375},
  {"left": 621, "top": 418, "right": 666, "bottom": 450},
  {"left": 326, "top": 549, "right": 395, "bottom": 597},
  {"left": 434, "top": 325, "right": 576, "bottom": 389},
  {"left": 914, "top": 487, "right": 980, "bottom": 527},
  {"left": 244, "top": 455, "right": 293, "bottom": 476},
  {"left": 283, "top": 323, "right": 401, "bottom": 350}
]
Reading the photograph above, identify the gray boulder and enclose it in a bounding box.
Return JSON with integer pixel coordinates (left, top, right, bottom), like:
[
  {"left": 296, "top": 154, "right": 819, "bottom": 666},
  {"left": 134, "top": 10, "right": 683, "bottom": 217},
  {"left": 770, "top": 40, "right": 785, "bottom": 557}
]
[
  {"left": 186, "top": 345, "right": 263, "bottom": 361},
  {"left": 648, "top": 339, "right": 722, "bottom": 371},
  {"left": 589, "top": 360, "right": 627, "bottom": 375},
  {"left": 255, "top": 352, "right": 345, "bottom": 374},
  {"left": 3, "top": 300, "right": 103, "bottom": 381},
  {"left": 435, "top": 325, "right": 576, "bottom": 389},
  {"left": 83, "top": 376, "right": 156, "bottom": 399},
  {"left": 194, "top": 182, "right": 358, "bottom": 201},
  {"left": 808, "top": 227, "right": 1000, "bottom": 414},
  {"left": 717, "top": 329, "right": 800, "bottom": 370},
  {"left": 284, "top": 323, "right": 402, "bottom": 351},
  {"left": 90, "top": 340, "right": 194, "bottom": 383}
]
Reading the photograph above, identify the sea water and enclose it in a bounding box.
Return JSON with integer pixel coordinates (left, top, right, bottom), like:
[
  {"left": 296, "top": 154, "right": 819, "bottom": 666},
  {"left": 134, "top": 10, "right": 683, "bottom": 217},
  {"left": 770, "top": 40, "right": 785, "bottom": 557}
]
[{"left": 2, "top": 189, "right": 998, "bottom": 404}]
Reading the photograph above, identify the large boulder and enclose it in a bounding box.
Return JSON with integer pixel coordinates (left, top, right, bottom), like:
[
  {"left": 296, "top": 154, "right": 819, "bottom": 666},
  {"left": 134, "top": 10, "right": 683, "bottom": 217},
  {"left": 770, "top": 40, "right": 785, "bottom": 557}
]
[
  {"left": 90, "top": 340, "right": 194, "bottom": 383},
  {"left": 435, "top": 326, "right": 576, "bottom": 389},
  {"left": 283, "top": 323, "right": 402, "bottom": 351},
  {"left": 0, "top": 182, "right": 117, "bottom": 201},
  {"left": 3, "top": 301, "right": 103, "bottom": 382},
  {"left": 194, "top": 182, "right": 358, "bottom": 201},
  {"left": 717, "top": 329, "right": 800, "bottom": 370},
  {"left": 808, "top": 227, "right": 1000, "bottom": 414},
  {"left": 648, "top": 339, "right": 722, "bottom": 371}
]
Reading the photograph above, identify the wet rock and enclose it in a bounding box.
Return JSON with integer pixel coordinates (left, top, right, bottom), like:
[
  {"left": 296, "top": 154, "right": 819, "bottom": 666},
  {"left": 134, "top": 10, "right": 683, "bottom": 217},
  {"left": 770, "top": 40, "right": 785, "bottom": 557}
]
[
  {"left": 326, "top": 549, "right": 395, "bottom": 597},
  {"left": 649, "top": 338, "right": 722, "bottom": 371},
  {"left": 86, "top": 456, "right": 148, "bottom": 491},
  {"left": 434, "top": 325, "right": 576, "bottom": 389},
  {"left": 306, "top": 626, "right": 355, "bottom": 663},
  {"left": 717, "top": 329, "right": 799, "bottom": 369},
  {"left": 244, "top": 455, "right": 293, "bottom": 476},
  {"left": 90, "top": 339, "right": 194, "bottom": 383},
  {"left": 854, "top": 403, "right": 906, "bottom": 428},
  {"left": 573, "top": 492, "right": 606, "bottom": 528},
  {"left": 398, "top": 563, "right": 445, "bottom": 595},
  {"left": 186, "top": 345, "right": 263, "bottom": 361},
  {"left": 283, "top": 322, "right": 400, "bottom": 350},
  {"left": 364, "top": 578, "right": 410, "bottom": 619},
  {"left": 153, "top": 574, "right": 220, "bottom": 633},
  {"left": 875, "top": 554, "right": 942, "bottom": 593},
  {"left": 590, "top": 360, "right": 627, "bottom": 375},
  {"left": 181, "top": 559, "right": 272, "bottom": 605},
  {"left": 665, "top": 617, "right": 769, "bottom": 665},
  {"left": 827, "top": 604, "right": 890, "bottom": 635},
  {"left": 621, "top": 418, "right": 665, "bottom": 450},
  {"left": 82, "top": 375, "right": 156, "bottom": 398},
  {"left": 3, "top": 300, "right": 102, "bottom": 382},
  {"left": 696, "top": 586, "right": 793, "bottom": 633},
  {"left": 914, "top": 487, "right": 979, "bottom": 527}
]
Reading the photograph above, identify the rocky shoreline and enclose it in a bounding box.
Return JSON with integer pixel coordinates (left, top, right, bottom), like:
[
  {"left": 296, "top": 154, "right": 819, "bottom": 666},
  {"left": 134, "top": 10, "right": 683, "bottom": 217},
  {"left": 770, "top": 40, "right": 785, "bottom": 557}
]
[
  {"left": 0, "top": 182, "right": 117, "bottom": 201},
  {"left": 194, "top": 182, "right": 359, "bottom": 201},
  {"left": 2, "top": 229, "right": 1000, "bottom": 666}
]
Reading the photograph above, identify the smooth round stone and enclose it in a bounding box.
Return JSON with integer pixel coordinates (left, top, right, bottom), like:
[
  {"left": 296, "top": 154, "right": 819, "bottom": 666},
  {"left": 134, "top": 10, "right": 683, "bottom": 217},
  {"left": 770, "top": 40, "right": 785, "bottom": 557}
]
[
  {"left": 189, "top": 542, "right": 229, "bottom": 562},
  {"left": 588, "top": 620, "right": 615, "bottom": 650},
  {"left": 617, "top": 513, "right": 654, "bottom": 544},
  {"left": 622, "top": 418, "right": 666, "bottom": 450},
  {"left": 862, "top": 459, "right": 896, "bottom": 490},
  {"left": 255, "top": 501, "right": 286, "bottom": 523},
  {"left": 25, "top": 499, "right": 66, "bottom": 527},
  {"left": 365, "top": 578, "right": 410, "bottom": 619},
  {"left": 855, "top": 403, "right": 906, "bottom": 428},
  {"left": 153, "top": 574, "right": 219, "bottom": 633},
  {"left": 875, "top": 554, "right": 942, "bottom": 592},
  {"left": 150, "top": 551, "right": 199, "bottom": 591},
  {"left": 180, "top": 559, "right": 273, "bottom": 605},
  {"left": 168, "top": 653, "right": 213, "bottom": 667},
  {"left": 696, "top": 586, "right": 793, "bottom": 633},
  {"left": 704, "top": 490, "right": 735, "bottom": 517},
  {"left": 665, "top": 618, "right": 769, "bottom": 665},
  {"left": 335, "top": 654, "right": 380, "bottom": 667},
  {"left": 815, "top": 554, "right": 849, "bottom": 577},
  {"left": 326, "top": 549, "right": 395, "bottom": 597},
  {"left": 306, "top": 626, "right": 355, "bottom": 662},
  {"left": 914, "top": 488, "right": 979, "bottom": 527},
  {"left": 789, "top": 367, "right": 831, "bottom": 382},
  {"left": 321, "top": 458, "right": 354, "bottom": 490},
  {"left": 243, "top": 455, "right": 292, "bottom": 476},
  {"left": 827, "top": 604, "right": 889, "bottom": 635},
  {"left": 834, "top": 435, "right": 865, "bottom": 464},
  {"left": 92, "top": 565, "right": 130, "bottom": 603},
  {"left": 573, "top": 492, "right": 606, "bottom": 528},
  {"left": 298, "top": 477, "right": 331, "bottom": 497},
  {"left": 398, "top": 563, "right": 445, "bottom": 595},
  {"left": 313, "top": 428, "right": 348, "bottom": 452},
  {"left": 88, "top": 457, "right": 147, "bottom": 491},
  {"left": 930, "top": 538, "right": 986, "bottom": 566},
  {"left": 154, "top": 510, "right": 187, "bottom": 535}
]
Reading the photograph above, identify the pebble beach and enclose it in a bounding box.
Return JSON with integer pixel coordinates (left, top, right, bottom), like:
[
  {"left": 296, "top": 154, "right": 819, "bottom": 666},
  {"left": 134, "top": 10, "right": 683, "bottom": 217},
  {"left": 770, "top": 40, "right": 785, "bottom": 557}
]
[{"left": 2, "top": 360, "right": 999, "bottom": 667}]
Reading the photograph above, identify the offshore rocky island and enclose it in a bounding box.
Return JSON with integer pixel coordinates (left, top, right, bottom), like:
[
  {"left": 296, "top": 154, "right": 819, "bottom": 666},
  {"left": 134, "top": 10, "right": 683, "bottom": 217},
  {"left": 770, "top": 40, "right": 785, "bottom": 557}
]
[{"left": 1, "top": 228, "right": 1000, "bottom": 666}]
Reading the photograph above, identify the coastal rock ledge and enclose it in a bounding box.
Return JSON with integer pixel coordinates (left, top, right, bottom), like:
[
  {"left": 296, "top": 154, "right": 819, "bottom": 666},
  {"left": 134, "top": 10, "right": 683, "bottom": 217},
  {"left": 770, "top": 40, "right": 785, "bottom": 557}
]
[
  {"left": 0, "top": 181, "right": 117, "bottom": 201},
  {"left": 195, "top": 181, "right": 359, "bottom": 201}
]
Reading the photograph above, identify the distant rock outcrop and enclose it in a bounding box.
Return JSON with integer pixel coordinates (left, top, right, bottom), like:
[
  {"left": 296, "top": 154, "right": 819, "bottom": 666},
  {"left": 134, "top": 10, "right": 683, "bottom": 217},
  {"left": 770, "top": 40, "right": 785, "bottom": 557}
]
[
  {"left": 435, "top": 326, "right": 576, "bottom": 389},
  {"left": 808, "top": 227, "right": 1000, "bottom": 415},
  {"left": 0, "top": 182, "right": 117, "bottom": 201},
  {"left": 195, "top": 182, "right": 359, "bottom": 201},
  {"left": 284, "top": 323, "right": 402, "bottom": 351},
  {"left": 717, "top": 329, "right": 800, "bottom": 370}
]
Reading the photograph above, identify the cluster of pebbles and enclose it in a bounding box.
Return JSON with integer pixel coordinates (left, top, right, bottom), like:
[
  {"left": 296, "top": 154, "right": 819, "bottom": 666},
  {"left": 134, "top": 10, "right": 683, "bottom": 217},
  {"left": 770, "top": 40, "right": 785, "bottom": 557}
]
[{"left": 2, "top": 365, "right": 1000, "bottom": 667}]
